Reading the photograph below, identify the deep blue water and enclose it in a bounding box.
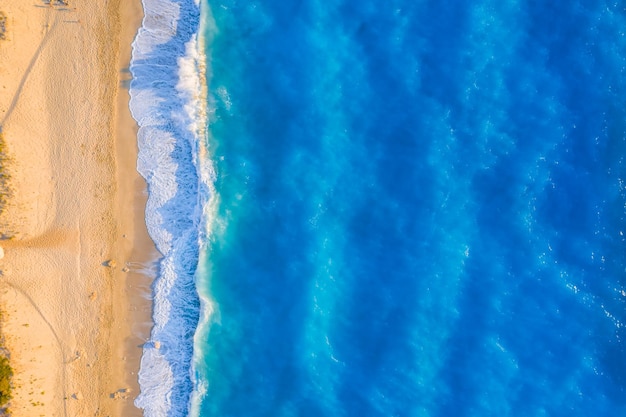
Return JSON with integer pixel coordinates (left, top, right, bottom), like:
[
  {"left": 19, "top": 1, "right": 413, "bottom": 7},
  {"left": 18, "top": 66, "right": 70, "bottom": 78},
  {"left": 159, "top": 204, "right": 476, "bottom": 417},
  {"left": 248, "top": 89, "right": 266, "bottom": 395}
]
[{"left": 131, "top": 0, "right": 626, "bottom": 415}]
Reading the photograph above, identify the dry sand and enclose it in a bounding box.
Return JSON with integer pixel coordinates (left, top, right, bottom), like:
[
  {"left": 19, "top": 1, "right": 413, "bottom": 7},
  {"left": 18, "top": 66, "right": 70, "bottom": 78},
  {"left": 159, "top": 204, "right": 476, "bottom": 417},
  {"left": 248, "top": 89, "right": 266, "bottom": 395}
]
[{"left": 0, "top": 1, "right": 156, "bottom": 416}]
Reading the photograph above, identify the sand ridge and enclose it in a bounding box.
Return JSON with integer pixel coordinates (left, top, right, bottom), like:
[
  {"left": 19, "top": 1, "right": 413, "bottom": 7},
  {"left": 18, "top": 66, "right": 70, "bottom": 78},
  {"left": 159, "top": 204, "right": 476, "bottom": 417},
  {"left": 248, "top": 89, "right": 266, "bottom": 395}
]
[{"left": 0, "top": 1, "right": 155, "bottom": 416}]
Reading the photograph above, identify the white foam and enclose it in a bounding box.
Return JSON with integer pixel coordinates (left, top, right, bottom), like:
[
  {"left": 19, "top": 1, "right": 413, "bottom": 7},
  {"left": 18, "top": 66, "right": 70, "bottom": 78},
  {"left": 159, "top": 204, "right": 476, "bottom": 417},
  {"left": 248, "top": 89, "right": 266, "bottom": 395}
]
[
  {"left": 136, "top": 348, "right": 175, "bottom": 417},
  {"left": 129, "top": 0, "right": 214, "bottom": 416},
  {"left": 133, "top": 0, "right": 181, "bottom": 57}
]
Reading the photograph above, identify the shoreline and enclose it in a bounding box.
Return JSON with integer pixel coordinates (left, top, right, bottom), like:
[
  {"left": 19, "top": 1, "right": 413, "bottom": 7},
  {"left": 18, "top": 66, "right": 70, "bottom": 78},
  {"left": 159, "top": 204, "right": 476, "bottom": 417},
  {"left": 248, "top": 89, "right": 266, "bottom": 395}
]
[
  {"left": 0, "top": 1, "right": 155, "bottom": 416},
  {"left": 129, "top": 0, "right": 208, "bottom": 413},
  {"left": 114, "top": 0, "right": 156, "bottom": 416}
]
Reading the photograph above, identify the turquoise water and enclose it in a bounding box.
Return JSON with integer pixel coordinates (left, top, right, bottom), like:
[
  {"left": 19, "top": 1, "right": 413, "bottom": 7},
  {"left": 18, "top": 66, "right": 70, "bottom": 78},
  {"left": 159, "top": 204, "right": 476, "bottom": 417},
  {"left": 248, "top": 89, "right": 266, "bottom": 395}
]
[{"left": 130, "top": 0, "right": 626, "bottom": 415}]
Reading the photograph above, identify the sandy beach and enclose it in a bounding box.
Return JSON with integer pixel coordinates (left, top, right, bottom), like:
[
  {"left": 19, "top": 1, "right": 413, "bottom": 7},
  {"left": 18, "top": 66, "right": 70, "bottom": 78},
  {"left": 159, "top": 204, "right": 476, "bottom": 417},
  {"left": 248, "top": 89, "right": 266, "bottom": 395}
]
[{"left": 0, "top": 1, "right": 154, "bottom": 416}]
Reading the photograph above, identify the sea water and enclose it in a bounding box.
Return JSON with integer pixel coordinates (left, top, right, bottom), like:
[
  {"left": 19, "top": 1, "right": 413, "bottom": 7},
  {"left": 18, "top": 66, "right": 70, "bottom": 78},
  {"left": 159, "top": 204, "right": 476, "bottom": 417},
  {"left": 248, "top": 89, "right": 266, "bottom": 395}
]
[{"left": 130, "top": 0, "right": 626, "bottom": 416}]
